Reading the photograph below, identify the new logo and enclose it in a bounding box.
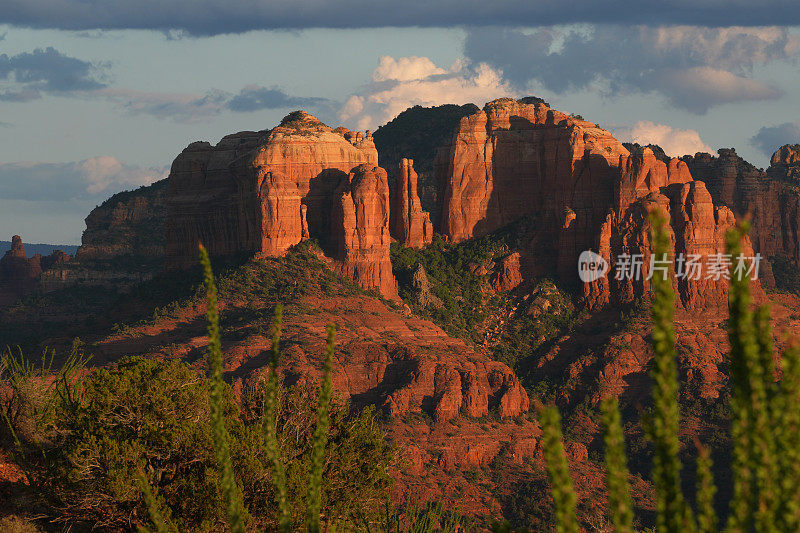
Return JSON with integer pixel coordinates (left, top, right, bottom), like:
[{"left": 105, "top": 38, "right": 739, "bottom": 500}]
[{"left": 578, "top": 250, "right": 609, "bottom": 283}]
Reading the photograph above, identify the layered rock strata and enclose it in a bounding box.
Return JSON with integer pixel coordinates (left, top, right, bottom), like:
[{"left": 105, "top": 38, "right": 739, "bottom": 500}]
[
  {"left": 330, "top": 164, "right": 399, "bottom": 300},
  {"left": 435, "top": 98, "right": 760, "bottom": 310},
  {"left": 684, "top": 147, "right": 800, "bottom": 266},
  {"left": 165, "top": 111, "right": 399, "bottom": 299}
]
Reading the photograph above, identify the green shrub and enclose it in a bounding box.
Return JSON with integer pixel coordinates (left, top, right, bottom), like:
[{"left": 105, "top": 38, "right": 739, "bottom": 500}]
[
  {"left": 391, "top": 227, "right": 574, "bottom": 370},
  {"left": 0, "top": 516, "right": 41, "bottom": 533},
  {"left": 62, "top": 356, "right": 226, "bottom": 530}
]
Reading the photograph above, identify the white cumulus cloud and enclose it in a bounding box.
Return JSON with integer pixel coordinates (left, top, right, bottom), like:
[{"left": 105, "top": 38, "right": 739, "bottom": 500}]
[
  {"left": 339, "top": 56, "right": 518, "bottom": 130},
  {"left": 615, "top": 121, "right": 714, "bottom": 157},
  {"left": 371, "top": 55, "right": 446, "bottom": 82},
  {"left": 78, "top": 156, "right": 167, "bottom": 194}
]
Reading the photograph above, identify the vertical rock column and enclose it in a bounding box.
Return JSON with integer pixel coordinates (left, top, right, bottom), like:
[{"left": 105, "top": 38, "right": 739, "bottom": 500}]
[
  {"left": 331, "top": 164, "right": 400, "bottom": 300},
  {"left": 391, "top": 158, "right": 433, "bottom": 248}
]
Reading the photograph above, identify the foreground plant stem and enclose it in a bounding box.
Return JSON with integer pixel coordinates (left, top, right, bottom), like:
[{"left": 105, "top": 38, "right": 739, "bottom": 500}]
[
  {"left": 306, "top": 323, "right": 336, "bottom": 533},
  {"left": 646, "top": 210, "right": 692, "bottom": 533},
  {"left": 200, "top": 243, "right": 245, "bottom": 533}
]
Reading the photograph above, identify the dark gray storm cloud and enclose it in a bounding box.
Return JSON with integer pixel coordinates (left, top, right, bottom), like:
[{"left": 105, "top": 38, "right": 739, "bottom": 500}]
[
  {"left": 751, "top": 122, "right": 800, "bottom": 156},
  {"left": 227, "top": 86, "right": 328, "bottom": 112},
  {"left": 464, "top": 25, "right": 794, "bottom": 113},
  {"left": 2, "top": 1, "right": 800, "bottom": 34},
  {"left": 100, "top": 85, "right": 333, "bottom": 122},
  {"left": 0, "top": 46, "right": 106, "bottom": 100}
]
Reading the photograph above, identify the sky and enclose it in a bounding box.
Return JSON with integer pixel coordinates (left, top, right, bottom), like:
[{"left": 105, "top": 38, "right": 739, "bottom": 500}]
[{"left": 1, "top": 1, "right": 800, "bottom": 244}]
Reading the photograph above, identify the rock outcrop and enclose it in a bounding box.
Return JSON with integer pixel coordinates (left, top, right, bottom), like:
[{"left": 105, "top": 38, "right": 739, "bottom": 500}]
[
  {"left": 683, "top": 147, "right": 800, "bottom": 267},
  {"left": 0, "top": 236, "right": 41, "bottom": 301},
  {"left": 24, "top": 180, "right": 170, "bottom": 296},
  {"left": 435, "top": 97, "right": 627, "bottom": 246},
  {"left": 330, "top": 164, "right": 399, "bottom": 300},
  {"left": 491, "top": 252, "right": 524, "bottom": 292},
  {"left": 390, "top": 159, "right": 433, "bottom": 248},
  {"left": 373, "top": 103, "right": 479, "bottom": 217},
  {"left": 584, "top": 181, "right": 752, "bottom": 310},
  {"left": 435, "top": 99, "right": 760, "bottom": 311},
  {"left": 165, "top": 111, "right": 399, "bottom": 299},
  {"left": 769, "top": 144, "right": 800, "bottom": 185},
  {"left": 0, "top": 235, "right": 71, "bottom": 307},
  {"left": 76, "top": 179, "right": 168, "bottom": 262}
]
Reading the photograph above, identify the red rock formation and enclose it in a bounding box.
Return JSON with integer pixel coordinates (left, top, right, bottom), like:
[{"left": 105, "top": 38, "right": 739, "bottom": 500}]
[
  {"left": 0, "top": 235, "right": 41, "bottom": 284},
  {"left": 684, "top": 147, "right": 800, "bottom": 270},
  {"left": 77, "top": 179, "right": 168, "bottom": 262},
  {"left": 435, "top": 98, "right": 627, "bottom": 247},
  {"left": 615, "top": 147, "right": 692, "bottom": 211},
  {"left": 771, "top": 144, "right": 800, "bottom": 171},
  {"left": 584, "top": 182, "right": 756, "bottom": 310},
  {"left": 436, "top": 99, "right": 763, "bottom": 311},
  {"left": 0, "top": 236, "right": 42, "bottom": 306},
  {"left": 167, "top": 112, "right": 378, "bottom": 266},
  {"left": 0, "top": 236, "right": 78, "bottom": 307},
  {"left": 330, "top": 164, "right": 399, "bottom": 300},
  {"left": 165, "top": 111, "right": 399, "bottom": 299},
  {"left": 491, "top": 252, "right": 523, "bottom": 292},
  {"left": 390, "top": 158, "right": 433, "bottom": 248},
  {"left": 40, "top": 249, "right": 71, "bottom": 271}
]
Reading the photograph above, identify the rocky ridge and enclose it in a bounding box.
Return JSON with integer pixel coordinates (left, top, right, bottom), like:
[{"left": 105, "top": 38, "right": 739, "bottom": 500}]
[
  {"left": 683, "top": 146, "right": 800, "bottom": 270},
  {"left": 435, "top": 98, "right": 763, "bottom": 311}
]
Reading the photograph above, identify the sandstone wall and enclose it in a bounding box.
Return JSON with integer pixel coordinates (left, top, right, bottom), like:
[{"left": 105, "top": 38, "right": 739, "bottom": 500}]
[
  {"left": 684, "top": 147, "right": 800, "bottom": 265},
  {"left": 435, "top": 98, "right": 762, "bottom": 310},
  {"left": 165, "top": 112, "right": 399, "bottom": 299}
]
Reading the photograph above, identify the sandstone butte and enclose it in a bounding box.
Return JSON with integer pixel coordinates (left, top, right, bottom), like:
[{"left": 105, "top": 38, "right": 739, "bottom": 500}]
[
  {"left": 0, "top": 235, "right": 69, "bottom": 307},
  {"left": 165, "top": 111, "right": 400, "bottom": 300},
  {"left": 390, "top": 158, "right": 433, "bottom": 248},
  {"left": 434, "top": 97, "right": 766, "bottom": 311}
]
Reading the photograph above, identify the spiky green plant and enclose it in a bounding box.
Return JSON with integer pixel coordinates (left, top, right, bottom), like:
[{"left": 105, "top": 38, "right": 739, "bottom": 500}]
[
  {"left": 724, "top": 223, "right": 761, "bottom": 532},
  {"left": 601, "top": 396, "right": 633, "bottom": 533},
  {"left": 262, "top": 304, "right": 292, "bottom": 532},
  {"left": 388, "top": 499, "right": 462, "bottom": 533},
  {"left": 646, "top": 210, "right": 692, "bottom": 533},
  {"left": 752, "top": 304, "right": 778, "bottom": 530},
  {"left": 137, "top": 470, "right": 177, "bottom": 533},
  {"left": 199, "top": 244, "right": 246, "bottom": 533},
  {"left": 539, "top": 405, "right": 578, "bottom": 533},
  {"left": 306, "top": 323, "right": 336, "bottom": 533},
  {"left": 530, "top": 215, "right": 800, "bottom": 532},
  {"left": 775, "top": 343, "right": 800, "bottom": 531},
  {"left": 694, "top": 441, "right": 717, "bottom": 533}
]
